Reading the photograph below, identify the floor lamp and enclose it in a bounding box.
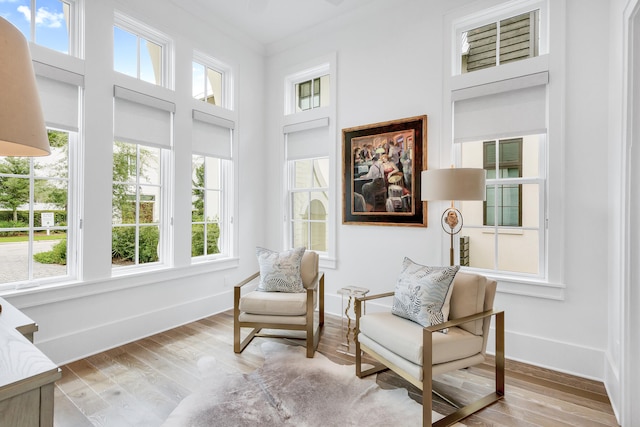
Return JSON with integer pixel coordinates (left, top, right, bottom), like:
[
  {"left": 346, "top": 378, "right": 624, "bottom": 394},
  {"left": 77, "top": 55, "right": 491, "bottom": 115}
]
[
  {"left": 0, "top": 18, "right": 51, "bottom": 312},
  {"left": 421, "top": 168, "right": 486, "bottom": 266}
]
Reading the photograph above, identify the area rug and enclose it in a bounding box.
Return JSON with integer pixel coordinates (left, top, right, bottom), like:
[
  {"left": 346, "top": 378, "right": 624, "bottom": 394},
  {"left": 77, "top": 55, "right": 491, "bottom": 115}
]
[{"left": 162, "top": 342, "right": 463, "bottom": 426}]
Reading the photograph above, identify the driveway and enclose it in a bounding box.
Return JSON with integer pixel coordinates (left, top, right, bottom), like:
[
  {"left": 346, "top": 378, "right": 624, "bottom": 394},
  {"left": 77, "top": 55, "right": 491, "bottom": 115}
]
[{"left": 0, "top": 240, "right": 67, "bottom": 282}]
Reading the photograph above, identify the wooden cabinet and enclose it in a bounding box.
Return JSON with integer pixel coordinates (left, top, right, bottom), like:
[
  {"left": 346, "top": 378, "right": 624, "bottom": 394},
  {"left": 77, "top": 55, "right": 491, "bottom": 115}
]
[{"left": 0, "top": 298, "right": 61, "bottom": 427}]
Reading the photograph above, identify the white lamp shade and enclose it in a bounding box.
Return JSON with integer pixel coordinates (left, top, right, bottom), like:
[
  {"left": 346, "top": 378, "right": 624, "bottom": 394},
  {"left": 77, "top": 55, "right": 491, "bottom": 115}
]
[
  {"left": 0, "top": 18, "right": 50, "bottom": 156},
  {"left": 421, "top": 168, "right": 486, "bottom": 201}
]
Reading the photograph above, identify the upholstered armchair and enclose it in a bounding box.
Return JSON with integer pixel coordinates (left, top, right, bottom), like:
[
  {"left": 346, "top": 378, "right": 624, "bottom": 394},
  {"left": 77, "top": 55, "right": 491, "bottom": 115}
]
[
  {"left": 234, "top": 249, "right": 324, "bottom": 358},
  {"left": 355, "top": 270, "right": 504, "bottom": 427}
]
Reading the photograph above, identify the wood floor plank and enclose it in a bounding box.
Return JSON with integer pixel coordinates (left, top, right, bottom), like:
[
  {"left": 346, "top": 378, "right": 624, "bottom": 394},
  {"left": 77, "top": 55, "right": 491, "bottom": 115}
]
[{"left": 54, "top": 311, "right": 619, "bottom": 427}]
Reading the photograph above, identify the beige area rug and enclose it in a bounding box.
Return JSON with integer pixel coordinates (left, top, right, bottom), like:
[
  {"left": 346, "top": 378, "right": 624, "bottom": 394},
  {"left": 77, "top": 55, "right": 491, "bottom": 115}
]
[{"left": 162, "top": 342, "right": 463, "bottom": 427}]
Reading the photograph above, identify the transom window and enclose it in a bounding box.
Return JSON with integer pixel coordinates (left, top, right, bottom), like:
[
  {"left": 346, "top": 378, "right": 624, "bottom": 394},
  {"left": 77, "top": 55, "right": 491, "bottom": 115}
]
[
  {"left": 285, "top": 63, "right": 331, "bottom": 115},
  {"left": 295, "top": 75, "right": 329, "bottom": 112},
  {"left": 461, "top": 11, "right": 539, "bottom": 73},
  {"left": 0, "top": 0, "right": 78, "bottom": 56},
  {"left": 288, "top": 158, "right": 329, "bottom": 252},
  {"left": 114, "top": 13, "right": 171, "bottom": 88}
]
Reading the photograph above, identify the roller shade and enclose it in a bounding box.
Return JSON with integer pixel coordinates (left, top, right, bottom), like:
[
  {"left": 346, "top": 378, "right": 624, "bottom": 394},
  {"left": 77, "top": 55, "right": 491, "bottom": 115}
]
[
  {"left": 453, "top": 72, "right": 548, "bottom": 143},
  {"left": 284, "top": 117, "right": 330, "bottom": 160},
  {"left": 114, "top": 85, "right": 174, "bottom": 148},
  {"left": 192, "top": 110, "right": 233, "bottom": 159},
  {"left": 34, "top": 62, "right": 83, "bottom": 131}
]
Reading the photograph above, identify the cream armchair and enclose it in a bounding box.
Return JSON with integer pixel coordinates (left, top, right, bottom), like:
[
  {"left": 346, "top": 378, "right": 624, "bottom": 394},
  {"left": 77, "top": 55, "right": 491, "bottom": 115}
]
[
  {"left": 355, "top": 271, "right": 504, "bottom": 427},
  {"left": 234, "top": 250, "right": 324, "bottom": 358}
]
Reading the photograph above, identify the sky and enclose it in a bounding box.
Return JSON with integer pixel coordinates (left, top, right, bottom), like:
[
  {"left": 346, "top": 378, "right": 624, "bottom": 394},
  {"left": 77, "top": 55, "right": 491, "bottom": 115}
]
[{"left": 0, "top": 0, "right": 69, "bottom": 53}]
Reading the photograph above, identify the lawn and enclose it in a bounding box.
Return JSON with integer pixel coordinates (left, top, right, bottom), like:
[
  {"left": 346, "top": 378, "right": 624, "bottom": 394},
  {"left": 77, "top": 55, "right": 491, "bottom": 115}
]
[{"left": 0, "top": 233, "right": 66, "bottom": 243}]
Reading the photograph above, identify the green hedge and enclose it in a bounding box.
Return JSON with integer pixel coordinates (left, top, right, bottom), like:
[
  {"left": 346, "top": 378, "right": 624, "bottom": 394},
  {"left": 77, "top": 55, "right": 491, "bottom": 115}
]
[{"left": 0, "top": 210, "right": 67, "bottom": 226}]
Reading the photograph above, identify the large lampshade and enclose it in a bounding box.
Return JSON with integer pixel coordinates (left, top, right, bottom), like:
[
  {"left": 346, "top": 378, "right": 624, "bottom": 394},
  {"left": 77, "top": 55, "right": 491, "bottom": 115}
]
[
  {"left": 421, "top": 168, "right": 486, "bottom": 202},
  {"left": 0, "top": 17, "right": 50, "bottom": 156}
]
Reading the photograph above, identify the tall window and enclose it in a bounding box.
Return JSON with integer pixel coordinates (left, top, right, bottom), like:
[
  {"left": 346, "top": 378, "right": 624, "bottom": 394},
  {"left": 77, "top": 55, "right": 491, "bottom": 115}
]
[
  {"left": 459, "top": 134, "right": 544, "bottom": 275},
  {"left": 114, "top": 13, "right": 171, "bottom": 87},
  {"left": 191, "top": 155, "right": 228, "bottom": 259},
  {"left": 0, "top": 129, "right": 71, "bottom": 288},
  {"left": 0, "top": 0, "right": 78, "bottom": 56},
  {"left": 112, "top": 141, "right": 163, "bottom": 268},
  {"left": 483, "top": 138, "right": 522, "bottom": 226},
  {"left": 289, "top": 158, "right": 329, "bottom": 252}
]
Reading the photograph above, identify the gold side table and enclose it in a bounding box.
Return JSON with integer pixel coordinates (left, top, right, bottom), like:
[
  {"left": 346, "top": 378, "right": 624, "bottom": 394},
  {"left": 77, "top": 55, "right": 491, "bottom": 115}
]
[{"left": 337, "top": 285, "right": 369, "bottom": 356}]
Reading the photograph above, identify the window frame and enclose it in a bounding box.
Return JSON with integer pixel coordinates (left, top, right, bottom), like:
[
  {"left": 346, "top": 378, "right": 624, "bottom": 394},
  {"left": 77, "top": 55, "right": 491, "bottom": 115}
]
[
  {"left": 284, "top": 63, "right": 330, "bottom": 115},
  {"left": 113, "top": 11, "right": 173, "bottom": 89},
  {"left": 190, "top": 154, "right": 232, "bottom": 261},
  {"left": 452, "top": 0, "right": 548, "bottom": 76},
  {"left": 3, "top": 0, "right": 82, "bottom": 57},
  {"left": 192, "top": 51, "right": 234, "bottom": 110},
  {"left": 111, "top": 140, "right": 170, "bottom": 272},
  {"left": 456, "top": 133, "right": 547, "bottom": 279},
  {"left": 0, "top": 127, "right": 77, "bottom": 291},
  {"left": 287, "top": 157, "right": 330, "bottom": 254}
]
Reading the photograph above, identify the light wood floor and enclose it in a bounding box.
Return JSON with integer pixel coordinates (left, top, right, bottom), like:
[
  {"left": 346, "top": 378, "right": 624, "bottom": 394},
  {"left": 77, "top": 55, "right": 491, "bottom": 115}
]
[{"left": 53, "top": 311, "right": 619, "bottom": 426}]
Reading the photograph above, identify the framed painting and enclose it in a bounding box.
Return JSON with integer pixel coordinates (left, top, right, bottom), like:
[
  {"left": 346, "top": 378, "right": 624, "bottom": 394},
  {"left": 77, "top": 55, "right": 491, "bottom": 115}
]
[{"left": 342, "top": 115, "right": 427, "bottom": 226}]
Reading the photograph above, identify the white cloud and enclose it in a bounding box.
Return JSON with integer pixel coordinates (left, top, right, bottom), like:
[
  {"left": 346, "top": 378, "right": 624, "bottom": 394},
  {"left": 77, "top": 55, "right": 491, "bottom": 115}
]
[
  {"left": 16, "top": 4, "right": 29, "bottom": 21},
  {"left": 15, "top": 5, "right": 64, "bottom": 28}
]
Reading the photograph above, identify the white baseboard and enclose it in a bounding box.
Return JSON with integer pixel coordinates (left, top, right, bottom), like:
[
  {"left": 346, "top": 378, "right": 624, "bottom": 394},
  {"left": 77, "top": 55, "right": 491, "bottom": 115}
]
[{"left": 36, "top": 289, "right": 233, "bottom": 365}]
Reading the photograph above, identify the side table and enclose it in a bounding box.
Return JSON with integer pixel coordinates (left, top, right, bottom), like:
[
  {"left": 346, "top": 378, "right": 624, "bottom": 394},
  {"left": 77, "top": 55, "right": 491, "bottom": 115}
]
[{"left": 337, "top": 285, "right": 369, "bottom": 356}]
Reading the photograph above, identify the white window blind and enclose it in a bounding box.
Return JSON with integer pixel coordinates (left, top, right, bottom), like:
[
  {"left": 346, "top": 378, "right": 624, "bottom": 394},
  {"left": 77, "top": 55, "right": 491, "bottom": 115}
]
[
  {"left": 34, "top": 62, "right": 83, "bottom": 132},
  {"left": 284, "top": 117, "right": 330, "bottom": 160},
  {"left": 453, "top": 72, "right": 548, "bottom": 143},
  {"left": 192, "top": 110, "right": 233, "bottom": 159},
  {"left": 114, "top": 85, "right": 174, "bottom": 148}
]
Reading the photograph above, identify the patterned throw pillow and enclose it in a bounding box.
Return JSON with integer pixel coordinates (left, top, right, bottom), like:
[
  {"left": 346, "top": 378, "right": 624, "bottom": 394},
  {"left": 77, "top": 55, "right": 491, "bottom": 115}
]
[
  {"left": 391, "top": 258, "right": 460, "bottom": 328},
  {"left": 256, "top": 247, "right": 306, "bottom": 292}
]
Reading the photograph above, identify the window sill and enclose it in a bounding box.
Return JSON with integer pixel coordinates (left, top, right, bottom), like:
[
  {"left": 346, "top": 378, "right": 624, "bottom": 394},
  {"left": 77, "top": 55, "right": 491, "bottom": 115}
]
[
  {"left": 463, "top": 267, "right": 565, "bottom": 300},
  {"left": 2, "top": 258, "right": 240, "bottom": 309}
]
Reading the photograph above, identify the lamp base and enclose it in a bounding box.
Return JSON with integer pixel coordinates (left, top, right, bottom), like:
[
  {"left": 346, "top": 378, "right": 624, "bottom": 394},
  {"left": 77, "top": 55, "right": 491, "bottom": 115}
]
[{"left": 441, "top": 207, "right": 463, "bottom": 266}]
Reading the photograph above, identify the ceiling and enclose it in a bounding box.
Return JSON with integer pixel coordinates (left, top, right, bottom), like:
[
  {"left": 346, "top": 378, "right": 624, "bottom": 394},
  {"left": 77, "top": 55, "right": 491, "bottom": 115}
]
[{"left": 180, "top": 0, "right": 379, "bottom": 47}]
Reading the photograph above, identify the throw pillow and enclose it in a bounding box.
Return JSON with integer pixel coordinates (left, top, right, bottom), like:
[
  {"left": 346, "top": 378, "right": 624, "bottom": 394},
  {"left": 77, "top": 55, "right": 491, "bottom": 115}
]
[
  {"left": 391, "top": 258, "right": 460, "bottom": 328},
  {"left": 256, "top": 247, "right": 306, "bottom": 292}
]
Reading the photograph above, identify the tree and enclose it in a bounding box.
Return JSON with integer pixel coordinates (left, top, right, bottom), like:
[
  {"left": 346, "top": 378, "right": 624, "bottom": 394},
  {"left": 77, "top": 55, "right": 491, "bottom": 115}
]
[
  {"left": 0, "top": 157, "right": 30, "bottom": 221},
  {"left": 192, "top": 160, "right": 205, "bottom": 221}
]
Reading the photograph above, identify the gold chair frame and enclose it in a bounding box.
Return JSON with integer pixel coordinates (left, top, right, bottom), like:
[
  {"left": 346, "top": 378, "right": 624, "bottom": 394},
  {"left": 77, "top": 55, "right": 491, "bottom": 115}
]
[
  {"left": 354, "top": 293, "right": 504, "bottom": 427},
  {"left": 233, "top": 271, "right": 325, "bottom": 358}
]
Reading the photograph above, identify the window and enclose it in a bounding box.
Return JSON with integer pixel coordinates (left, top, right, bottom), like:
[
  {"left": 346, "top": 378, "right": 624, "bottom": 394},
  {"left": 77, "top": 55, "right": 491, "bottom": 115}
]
[
  {"left": 460, "top": 10, "right": 539, "bottom": 73},
  {"left": 0, "top": 0, "right": 78, "bottom": 56},
  {"left": 285, "top": 63, "right": 331, "bottom": 115},
  {"left": 114, "top": 13, "right": 171, "bottom": 87},
  {"left": 483, "top": 138, "right": 522, "bottom": 226},
  {"left": 459, "top": 134, "right": 544, "bottom": 276},
  {"left": 192, "top": 52, "right": 233, "bottom": 110},
  {"left": 289, "top": 158, "right": 329, "bottom": 252},
  {"left": 0, "top": 129, "right": 72, "bottom": 288},
  {"left": 191, "top": 155, "right": 230, "bottom": 259},
  {"left": 295, "top": 75, "right": 329, "bottom": 112},
  {"left": 112, "top": 141, "right": 164, "bottom": 268}
]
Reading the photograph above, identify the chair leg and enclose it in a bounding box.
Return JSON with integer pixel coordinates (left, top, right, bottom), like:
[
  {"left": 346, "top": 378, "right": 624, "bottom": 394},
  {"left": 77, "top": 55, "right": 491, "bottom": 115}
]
[{"left": 426, "top": 311, "right": 506, "bottom": 427}]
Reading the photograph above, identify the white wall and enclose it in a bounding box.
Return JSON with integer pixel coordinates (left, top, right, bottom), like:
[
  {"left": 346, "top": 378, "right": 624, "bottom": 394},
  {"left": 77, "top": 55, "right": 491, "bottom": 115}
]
[
  {"left": 607, "top": 0, "right": 640, "bottom": 424},
  {"left": 265, "top": 0, "right": 612, "bottom": 381},
  {"left": 5, "top": 0, "right": 267, "bottom": 364}
]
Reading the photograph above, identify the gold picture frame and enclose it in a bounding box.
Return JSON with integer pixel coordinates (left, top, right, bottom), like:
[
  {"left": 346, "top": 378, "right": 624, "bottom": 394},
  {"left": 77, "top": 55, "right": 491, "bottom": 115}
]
[{"left": 342, "top": 115, "right": 427, "bottom": 227}]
